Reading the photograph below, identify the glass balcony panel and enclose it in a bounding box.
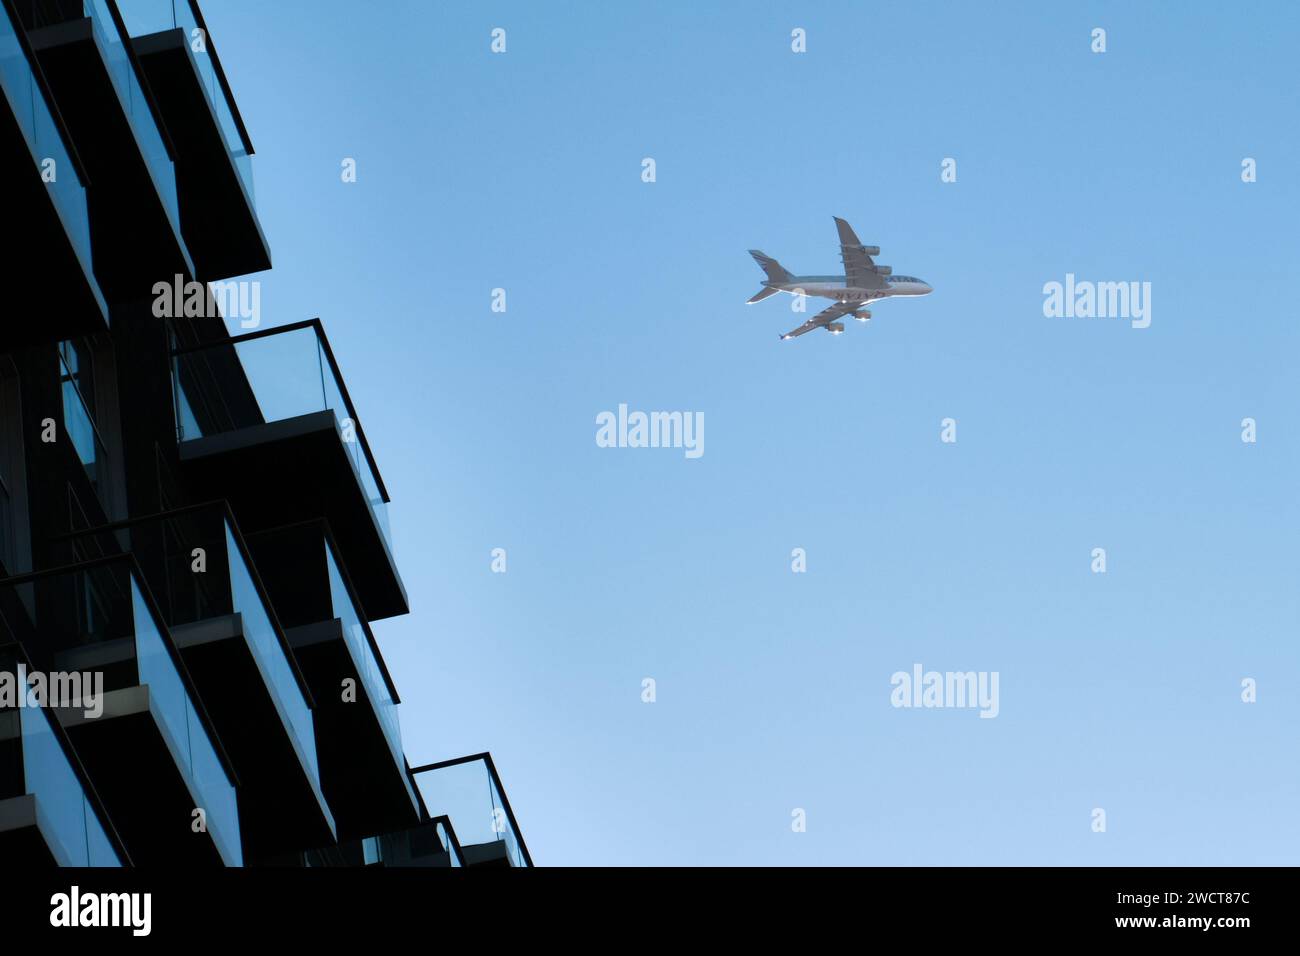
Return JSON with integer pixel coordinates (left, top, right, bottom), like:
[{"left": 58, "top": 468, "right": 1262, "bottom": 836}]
[
  {"left": 110, "top": 0, "right": 178, "bottom": 33},
  {"left": 488, "top": 772, "right": 524, "bottom": 868},
  {"left": 232, "top": 325, "right": 327, "bottom": 425},
  {"left": 414, "top": 758, "right": 527, "bottom": 865},
  {"left": 83, "top": 0, "right": 181, "bottom": 232},
  {"left": 60, "top": 373, "right": 102, "bottom": 486},
  {"left": 0, "top": 2, "right": 98, "bottom": 285},
  {"left": 116, "top": 0, "right": 253, "bottom": 199},
  {"left": 436, "top": 820, "right": 462, "bottom": 867},
  {"left": 223, "top": 521, "right": 319, "bottom": 783},
  {"left": 362, "top": 836, "right": 379, "bottom": 865},
  {"left": 19, "top": 704, "right": 121, "bottom": 866},
  {"left": 85, "top": 805, "right": 121, "bottom": 865},
  {"left": 315, "top": 339, "right": 389, "bottom": 542},
  {"left": 20, "top": 705, "right": 85, "bottom": 865},
  {"left": 132, "top": 576, "right": 188, "bottom": 756},
  {"left": 417, "top": 760, "right": 492, "bottom": 845},
  {"left": 130, "top": 575, "right": 241, "bottom": 865},
  {"left": 182, "top": 690, "right": 240, "bottom": 865},
  {"left": 324, "top": 540, "right": 401, "bottom": 762},
  {"left": 173, "top": 368, "right": 200, "bottom": 440}
]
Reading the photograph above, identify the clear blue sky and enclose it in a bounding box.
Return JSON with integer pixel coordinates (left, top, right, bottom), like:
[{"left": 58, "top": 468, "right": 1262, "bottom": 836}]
[{"left": 203, "top": 0, "right": 1299, "bottom": 865}]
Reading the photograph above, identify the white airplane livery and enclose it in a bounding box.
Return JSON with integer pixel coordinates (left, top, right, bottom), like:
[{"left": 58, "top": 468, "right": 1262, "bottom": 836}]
[{"left": 747, "top": 217, "right": 932, "bottom": 340}]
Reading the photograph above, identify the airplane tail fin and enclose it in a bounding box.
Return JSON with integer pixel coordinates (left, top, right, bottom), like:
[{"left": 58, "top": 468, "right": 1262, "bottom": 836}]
[
  {"left": 749, "top": 249, "right": 792, "bottom": 284},
  {"left": 746, "top": 286, "right": 781, "bottom": 305}
]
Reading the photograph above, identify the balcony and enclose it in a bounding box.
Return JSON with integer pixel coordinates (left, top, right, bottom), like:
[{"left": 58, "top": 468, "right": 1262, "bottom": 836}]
[
  {"left": 0, "top": 557, "right": 242, "bottom": 865},
  {"left": 409, "top": 754, "right": 532, "bottom": 867},
  {"left": 117, "top": 0, "right": 268, "bottom": 279},
  {"left": 16, "top": 0, "right": 194, "bottom": 302},
  {"left": 246, "top": 521, "right": 418, "bottom": 840},
  {"left": 302, "top": 817, "right": 462, "bottom": 868},
  {"left": 171, "top": 319, "right": 408, "bottom": 620},
  {"left": 0, "top": 0, "right": 107, "bottom": 345},
  {"left": 0, "top": 644, "right": 128, "bottom": 865},
  {"left": 68, "top": 503, "right": 336, "bottom": 860},
  {"left": 370, "top": 815, "right": 464, "bottom": 868}
]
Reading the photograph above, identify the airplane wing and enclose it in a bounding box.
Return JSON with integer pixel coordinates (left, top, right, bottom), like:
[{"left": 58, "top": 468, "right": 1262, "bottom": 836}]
[
  {"left": 780, "top": 301, "right": 856, "bottom": 340},
  {"left": 834, "top": 217, "right": 888, "bottom": 290}
]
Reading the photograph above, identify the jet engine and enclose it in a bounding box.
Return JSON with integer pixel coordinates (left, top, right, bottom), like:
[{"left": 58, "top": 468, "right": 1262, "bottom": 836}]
[
  {"left": 847, "top": 244, "right": 881, "bottom": 256},
  {"left": 853, "top": 310, "right": 872, "bottom": 322},
  {"left": 873, "top": 265, "right": 892, "bottom": 276},
  {"left": 827, "top": 322, "right": 845, "bottom": 334}
]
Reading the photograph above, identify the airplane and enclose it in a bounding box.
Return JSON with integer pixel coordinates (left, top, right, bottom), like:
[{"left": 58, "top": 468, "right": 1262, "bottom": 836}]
[{"left": 747, "top": 217, "right": 932, "bottom": 339}]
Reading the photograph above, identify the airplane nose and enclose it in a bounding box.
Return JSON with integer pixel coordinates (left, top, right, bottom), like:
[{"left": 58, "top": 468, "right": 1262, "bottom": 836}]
[{"left": 922, "top": 282, "right": 933, "bottom": 294}]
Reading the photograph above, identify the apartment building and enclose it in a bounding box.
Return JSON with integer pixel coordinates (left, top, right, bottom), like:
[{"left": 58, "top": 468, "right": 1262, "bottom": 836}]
[{"left": 0, "top": 0, "right": 529, "bottom": 868}]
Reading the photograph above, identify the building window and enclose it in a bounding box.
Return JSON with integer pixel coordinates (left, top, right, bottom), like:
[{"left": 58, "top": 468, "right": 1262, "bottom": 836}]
[{"left": 58, "top": 339, "right": 105, "bottom": 488}]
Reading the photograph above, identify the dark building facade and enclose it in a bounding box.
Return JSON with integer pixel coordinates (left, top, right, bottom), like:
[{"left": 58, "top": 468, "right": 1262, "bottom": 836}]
[{"left": 0, "top": 0, "right": 530, "bottom": 867}]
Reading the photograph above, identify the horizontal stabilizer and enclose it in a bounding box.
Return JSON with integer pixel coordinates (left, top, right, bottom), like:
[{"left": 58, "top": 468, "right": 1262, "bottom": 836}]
[{"left": 747, "top": 286, "right": 781, "bottom": 304}]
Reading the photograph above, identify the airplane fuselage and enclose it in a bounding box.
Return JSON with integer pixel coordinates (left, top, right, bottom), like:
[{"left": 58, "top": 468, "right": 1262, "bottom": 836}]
[{"left": 768, "top": 275, "right": 933, "bottom": 302}]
